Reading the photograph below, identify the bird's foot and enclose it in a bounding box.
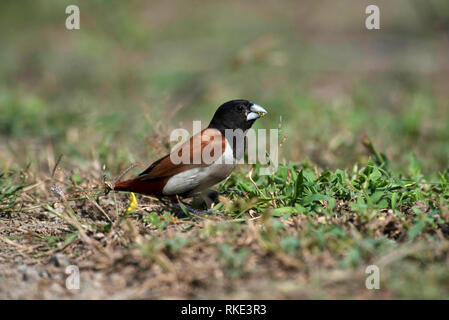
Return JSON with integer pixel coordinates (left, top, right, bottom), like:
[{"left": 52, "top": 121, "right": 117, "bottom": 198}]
[
  {"left": 225, "top": 188, "right": 245, "bottom": 196},
  {"left": 173, "top": 203, "right": 224, "bottom": 217},
  {"left": 194, "top": 208, "right": 224, "bottom": 217}
]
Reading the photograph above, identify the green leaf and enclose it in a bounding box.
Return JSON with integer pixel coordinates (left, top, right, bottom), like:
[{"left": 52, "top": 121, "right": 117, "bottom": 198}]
[
  {"left": 271, "top": 207, "right": 297, "bottom": 217},
  {"left": 292, "top": 169, "right": 304, "bottom": 201},
  {"left": 280, "top": 236, "right": 300, "bottom": 254}
]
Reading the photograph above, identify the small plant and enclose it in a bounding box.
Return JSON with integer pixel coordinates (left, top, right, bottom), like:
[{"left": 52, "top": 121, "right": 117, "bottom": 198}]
[
  {"left": 217, "top": 244, "right": 250, "bottom": 278},
  {"left": 0, "top": 171, "right": 25, "bottom": 214}
]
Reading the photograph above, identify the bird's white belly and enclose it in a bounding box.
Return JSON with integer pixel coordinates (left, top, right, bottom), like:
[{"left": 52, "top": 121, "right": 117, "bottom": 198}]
[{"left": 162, "top": 139, "right": 235, "bottom": 196}]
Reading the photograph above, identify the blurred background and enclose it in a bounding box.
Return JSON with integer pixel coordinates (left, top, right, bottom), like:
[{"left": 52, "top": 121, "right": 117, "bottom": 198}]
[{"left": 1, "top": 0, "right": 448, "bottom": 175}]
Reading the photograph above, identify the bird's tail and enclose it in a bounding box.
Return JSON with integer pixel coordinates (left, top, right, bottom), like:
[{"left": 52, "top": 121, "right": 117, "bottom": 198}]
[
  {"left": 113, "top": 179, "right": 134, "bottom": 192},
  {"left": 113, "top": 178, "right": 164, "bottom": 197}
]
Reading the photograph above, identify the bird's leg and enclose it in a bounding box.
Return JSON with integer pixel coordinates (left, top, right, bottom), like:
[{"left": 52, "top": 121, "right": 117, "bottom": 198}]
[
  {"left": 202, "top": 191, "right": 219, "bottom": 209},
  {"left": 160, "top": 197, "right": 174, "bottom": 208}
]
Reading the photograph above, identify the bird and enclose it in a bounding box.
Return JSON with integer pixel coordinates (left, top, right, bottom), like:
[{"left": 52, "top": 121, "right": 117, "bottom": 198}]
[{"left": 114, "top": 99, "right": 267, "bottom": 205}]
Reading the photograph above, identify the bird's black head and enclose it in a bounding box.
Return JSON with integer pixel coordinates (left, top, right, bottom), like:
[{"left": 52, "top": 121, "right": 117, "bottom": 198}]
[{"left": 208, "top": 99, "right": 267, "bottom": 132}]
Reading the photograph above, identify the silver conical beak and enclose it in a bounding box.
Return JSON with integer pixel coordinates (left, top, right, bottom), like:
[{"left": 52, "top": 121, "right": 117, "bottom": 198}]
[{"left": 246, "top": 103, "right": 267, "bottom": 121}]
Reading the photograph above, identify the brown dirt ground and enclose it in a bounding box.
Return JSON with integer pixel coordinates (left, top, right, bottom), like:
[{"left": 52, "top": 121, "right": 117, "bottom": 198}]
[{"left": 0, "top": 167, "right": 445, "bottom": 299}]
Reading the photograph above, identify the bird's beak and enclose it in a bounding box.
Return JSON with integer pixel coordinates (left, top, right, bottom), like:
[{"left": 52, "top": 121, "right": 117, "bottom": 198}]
[{"left": 246, "top": 103, "right": 268, "bottom": 121}]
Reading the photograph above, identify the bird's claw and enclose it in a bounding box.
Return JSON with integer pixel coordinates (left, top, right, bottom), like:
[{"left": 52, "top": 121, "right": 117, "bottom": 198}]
[
  {"left": 225, "top": 188, "right": 245, "bottom": 196},
  {"left": 173, "top": 203, "right": 224, "bottom": 217}
]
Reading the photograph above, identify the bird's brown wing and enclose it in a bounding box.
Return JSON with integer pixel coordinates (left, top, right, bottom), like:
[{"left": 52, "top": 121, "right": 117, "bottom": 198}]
[
  {"left": 138, "top": 128, "right": 225, "bottom": 179},
  {"left": 114, "top": 128, "right": 226, "bottom": 196}
]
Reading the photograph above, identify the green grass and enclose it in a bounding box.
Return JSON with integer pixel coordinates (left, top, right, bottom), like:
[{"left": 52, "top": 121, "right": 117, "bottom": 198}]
[
  {"left": 1, "top": 144, "right": 449, "bottom": 298},
  {"left": 0, "top": 171, "right": 26, "bottom": 214}
]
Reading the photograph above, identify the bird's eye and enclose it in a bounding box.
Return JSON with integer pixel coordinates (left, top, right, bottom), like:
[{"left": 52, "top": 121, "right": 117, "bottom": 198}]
[{"left": 237, "top": 105, "right": 244, "bottom": 112}]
